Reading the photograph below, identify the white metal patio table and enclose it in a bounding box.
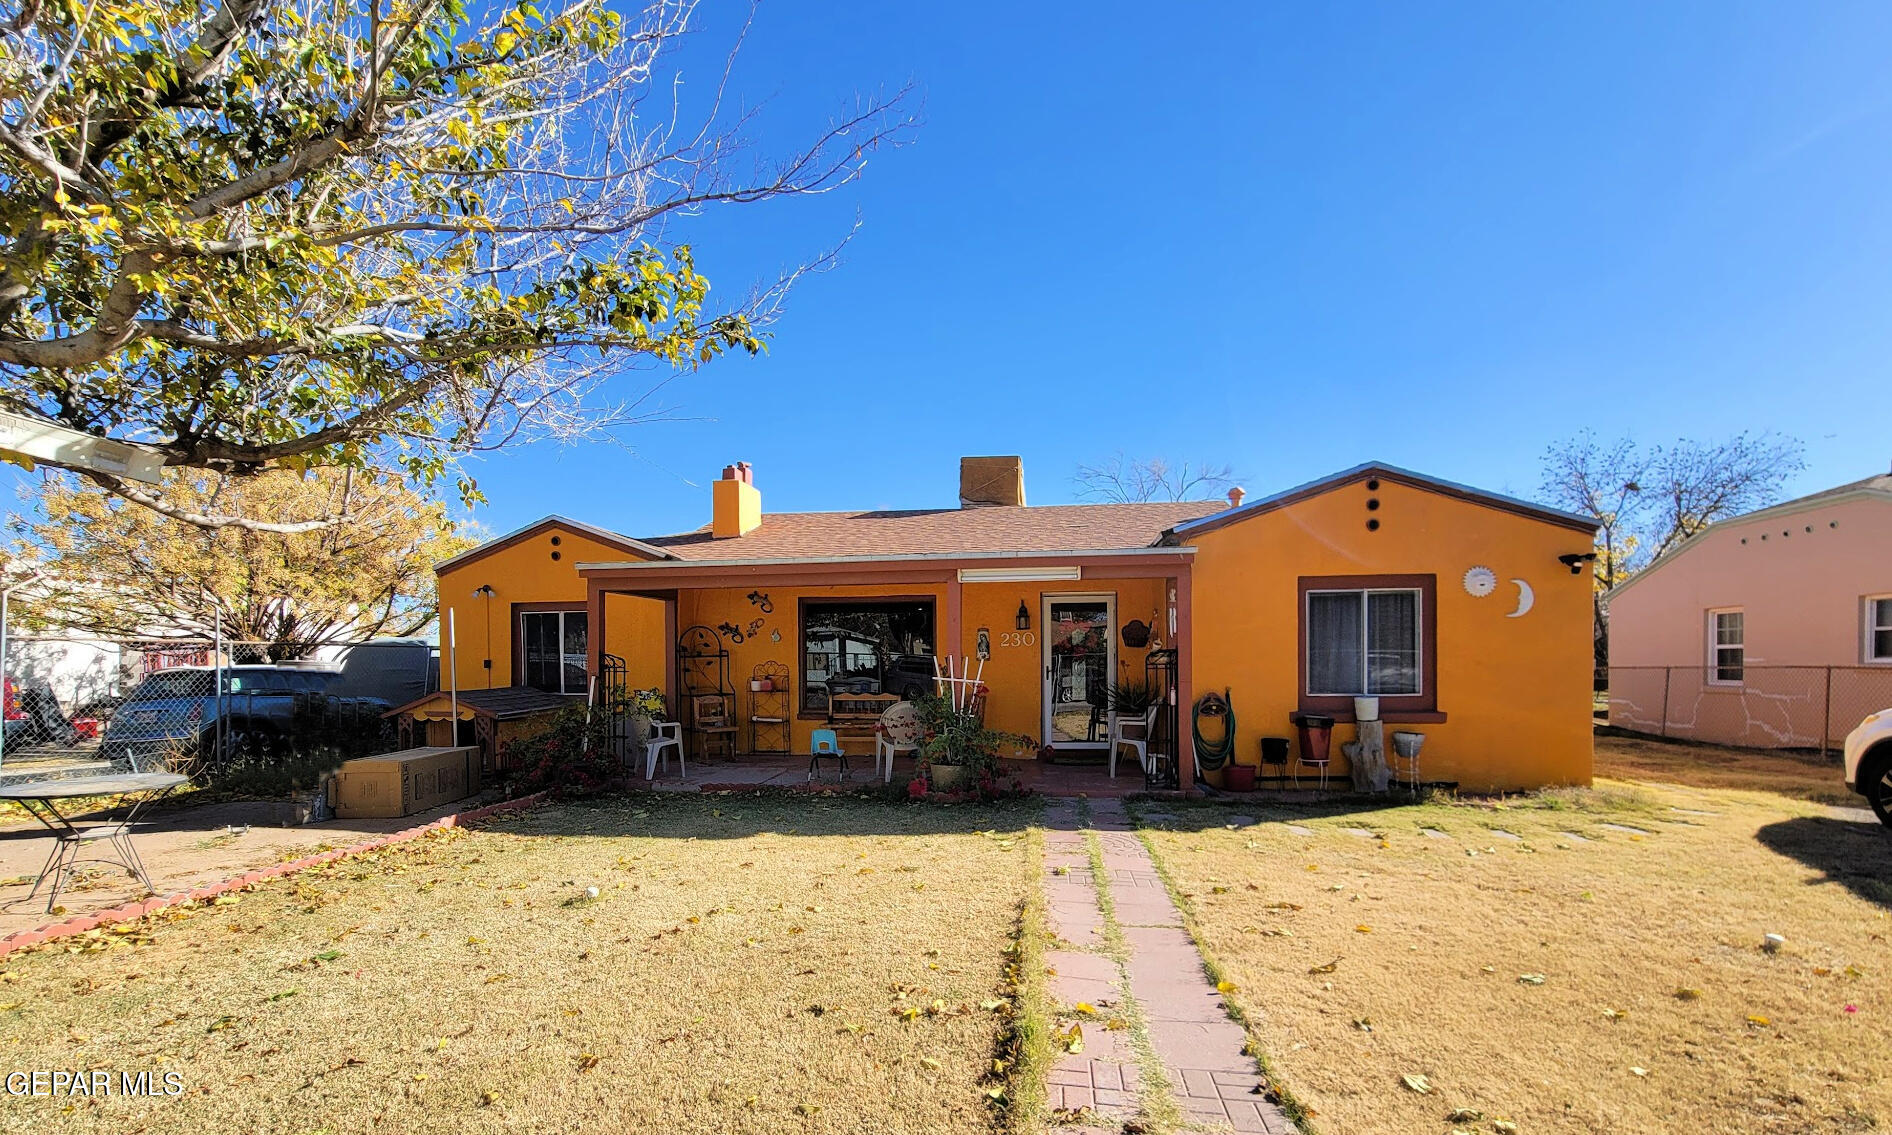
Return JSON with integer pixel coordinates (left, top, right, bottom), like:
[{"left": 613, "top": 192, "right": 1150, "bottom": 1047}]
[{"left": 1, "top": 772, "right": 188, "bottom": 913}]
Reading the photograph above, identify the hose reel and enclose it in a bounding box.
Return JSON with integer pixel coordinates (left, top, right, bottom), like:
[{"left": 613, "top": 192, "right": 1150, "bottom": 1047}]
[{"left": 1192, "top": 689, "right": 1236, "bottom": 772}]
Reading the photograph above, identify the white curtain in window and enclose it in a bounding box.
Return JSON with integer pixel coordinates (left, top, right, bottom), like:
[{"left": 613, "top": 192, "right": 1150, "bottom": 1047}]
[
  {"left": 1366, "top": 591, "right": 1419, "bottom": 694},
  {"left": 1308, "top": 593, "right": 1363, "bottom": 694}
]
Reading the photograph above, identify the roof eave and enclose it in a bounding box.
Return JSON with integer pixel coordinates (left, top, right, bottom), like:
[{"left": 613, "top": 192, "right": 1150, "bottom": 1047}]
[
  {"left": 1605, "top": 486, "right": 1892, "bottom": 602},
  {"left": 576, "top": 545, "right": 1198, "bottom": 572},
  {"left": 433, "top": 514, "right": 676, "bottom": 575},
  {"left": 1169, "top": 461, "right": 1599, "bottom": 538}
]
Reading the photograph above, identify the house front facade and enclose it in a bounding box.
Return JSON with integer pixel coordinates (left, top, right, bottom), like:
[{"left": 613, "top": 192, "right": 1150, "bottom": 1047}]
[
  {"left": 1606, "top": 472, "right": 1892, "bottom": 748},
  {"left": 435, "top": 456, "right": 1598, "bottom": 792}
]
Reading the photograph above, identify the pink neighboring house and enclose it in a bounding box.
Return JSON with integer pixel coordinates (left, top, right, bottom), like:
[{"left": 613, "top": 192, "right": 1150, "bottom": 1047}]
[{"left": 1605, "top": 472, "right": 1892, "bottom": 748}]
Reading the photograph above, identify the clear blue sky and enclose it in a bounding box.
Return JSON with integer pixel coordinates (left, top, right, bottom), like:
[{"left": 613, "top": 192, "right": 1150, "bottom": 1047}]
[{"left": 49, "top": 2, "right": 1892, "bottom": 538}]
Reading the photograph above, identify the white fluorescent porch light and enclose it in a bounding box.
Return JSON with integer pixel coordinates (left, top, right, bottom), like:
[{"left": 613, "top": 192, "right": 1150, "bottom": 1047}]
[
  {"left": 0, "top": 409, "right": 165, "bottom": 485},
  {"left": 957, "top": 566, "right": 1083, "bottom": 583}
]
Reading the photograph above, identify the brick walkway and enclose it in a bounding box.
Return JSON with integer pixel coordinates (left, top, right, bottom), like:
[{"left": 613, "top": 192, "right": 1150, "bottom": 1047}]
[{"left": 1040, "top": 797, "right": 1295, "bottom": 1134}]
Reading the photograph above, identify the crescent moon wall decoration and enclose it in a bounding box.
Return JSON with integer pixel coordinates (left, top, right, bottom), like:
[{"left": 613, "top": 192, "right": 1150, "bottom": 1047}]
[{"left": 1506, "top": 578, "right": 1535, "bottom": 618}]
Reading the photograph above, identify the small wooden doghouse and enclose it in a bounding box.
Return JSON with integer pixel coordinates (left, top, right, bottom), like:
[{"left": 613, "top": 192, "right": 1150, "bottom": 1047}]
[{"left": 383, "top": 686, "right": 572, "bottom": 773}]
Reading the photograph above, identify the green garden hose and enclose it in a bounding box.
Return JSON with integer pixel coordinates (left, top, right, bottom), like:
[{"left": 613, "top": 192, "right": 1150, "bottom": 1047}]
[{"left": 1192, "top": 689, "right": 1235, "bottom": 772}]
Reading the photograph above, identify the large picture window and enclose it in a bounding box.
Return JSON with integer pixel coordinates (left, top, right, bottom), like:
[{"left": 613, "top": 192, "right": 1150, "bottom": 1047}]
[
  {"left": 799, "top": 599, "right": 936, "bottom": 715},
  {"left": 520, "top": 610, "right": 588, "bottom": 695},
  {"left": 1307, "top": 589, "right": 1422, "bottom": 696},
  {"left": 1297, "top": 574, "right": 1437, "bottom": 716}
]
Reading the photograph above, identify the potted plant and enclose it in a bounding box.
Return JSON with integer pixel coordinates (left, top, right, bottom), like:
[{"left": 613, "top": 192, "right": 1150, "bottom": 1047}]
[
  {"left": 1108, "top": 679, "right": 1159, "bottom": 740},
  {"left": 911, "top": 691, "right": 1028, "bottom": 793},
  {"left": 623, "top": 687, "right": 667, "bottom": 749}
]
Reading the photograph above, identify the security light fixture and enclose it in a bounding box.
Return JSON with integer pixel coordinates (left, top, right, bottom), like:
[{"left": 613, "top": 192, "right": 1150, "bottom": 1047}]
[{"left": 1557, "top": 552, "right": 1598, "bottom": 575}]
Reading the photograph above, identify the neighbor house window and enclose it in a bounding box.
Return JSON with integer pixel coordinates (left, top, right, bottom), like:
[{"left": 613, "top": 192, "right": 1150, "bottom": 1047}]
[
  {"left": 1306, "top": 588, "right": 1423, "bottom": 696},
  {"left": 1708, "top": 609, "right": 1744, "bottom": 685},
  {"left": 520, "top": 610, "right": 588, "bottom": 695},
  {"left": 1867, "top": 596, "right": 1892, "bottom": 664},
  {"left": 799, "top": 599, "right": 935, "bottom": 715}
]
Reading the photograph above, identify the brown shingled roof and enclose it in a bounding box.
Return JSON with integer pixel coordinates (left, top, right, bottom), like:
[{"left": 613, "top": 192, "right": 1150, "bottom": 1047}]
[{"left": 639, "top": 501, "right": 1221, "bottom": 561}]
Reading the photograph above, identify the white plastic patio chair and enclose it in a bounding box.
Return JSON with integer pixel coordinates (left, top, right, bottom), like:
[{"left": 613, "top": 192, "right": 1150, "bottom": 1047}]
[
  {"left": 644, "top": 720, "right": 684, "bottom": 780},
  {"left": 876, "top": 701, "right": 924, "bottom": 783},
  {"left": 1111, "top": 704, "right": 1161, "bottom": 779}
]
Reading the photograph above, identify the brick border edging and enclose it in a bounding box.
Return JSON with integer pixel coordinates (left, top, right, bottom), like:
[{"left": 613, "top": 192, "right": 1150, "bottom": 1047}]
[{"left": 0, "top": 791, "right": 550, "bottom": 961}]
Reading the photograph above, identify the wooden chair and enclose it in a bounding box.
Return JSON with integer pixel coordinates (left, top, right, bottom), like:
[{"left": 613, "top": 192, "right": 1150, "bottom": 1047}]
[
  {"left": 644, "top": 720, "right": 684, "bottom": 781},
  {"left": 809, "top": 728, "right": 848, "bottom": 780},
  {"left": 827, "top": 691, "right": 899, "bottom": 755},
  {"left": 875, "top": 701, "right": 924, "bottom": 783}
]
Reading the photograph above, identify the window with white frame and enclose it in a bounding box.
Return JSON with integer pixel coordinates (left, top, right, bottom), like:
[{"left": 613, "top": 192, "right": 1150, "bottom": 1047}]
[
  {"left": 1867, "top": 596, "right": 1892, "bottom": 664},
  {"left": 1306, "top": 588, "right": 1423, "bottom": 696},
  {"left": 520, "top": 610, "right": 588, "bottom": 695},
  {"left": 1708, "top": 609, "right": 1744, "bottom": 684}
]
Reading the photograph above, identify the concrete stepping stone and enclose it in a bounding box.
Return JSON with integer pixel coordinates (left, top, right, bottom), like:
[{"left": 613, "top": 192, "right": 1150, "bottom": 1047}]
[
  {"left": 1341, "top": 827, "right": 1376, "bottom": 838},
  {"left": 1489, "top": 829, "right": 1522, "bottom": 841},
  {"left": 1046, "top": 948, "right": 1120, "bottom": 1008},
  {"left": 1224, "top": 815, "right": 1257, "bottom": 827},
  {"left": 1420, "top": 827, "right": 1452, "bottom": 839},
  {"left": 1285, "top": 824, "right": 1314, "bottom": 836},
  {"left": 1034, "top": 792, "right": 1295, "bottom": 1135},
  {"left": 1669, "top": 807, "right": 1719, "bottom": 817},
  {"left": 1597, "top": 823, "right": 1652, "bottom": 835},
  {"left": 1172, "top": 1068, "right": 1287, "bottom": 1134},
  {"left": 1556, "top": 831, "right": 1591, "bottom": 843}
]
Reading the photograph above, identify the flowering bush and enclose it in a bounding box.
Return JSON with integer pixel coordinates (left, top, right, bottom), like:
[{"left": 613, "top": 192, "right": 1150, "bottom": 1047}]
[
  {"left": 502, "top": 706, "right": 621, "bottom": 796},
  {"left": 911, "top": 691, "right": 1027, "bottom": 777}
]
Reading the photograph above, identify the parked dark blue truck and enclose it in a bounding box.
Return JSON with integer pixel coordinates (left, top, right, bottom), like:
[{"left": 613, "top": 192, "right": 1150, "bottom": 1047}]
[{"left": 100, "top": 645, "right": 433, "bottom": 768}]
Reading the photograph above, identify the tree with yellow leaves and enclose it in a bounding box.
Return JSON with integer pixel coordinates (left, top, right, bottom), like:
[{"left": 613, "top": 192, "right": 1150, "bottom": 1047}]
[{"left": 9, "top": 467, "right": 474, "bottom": 655}]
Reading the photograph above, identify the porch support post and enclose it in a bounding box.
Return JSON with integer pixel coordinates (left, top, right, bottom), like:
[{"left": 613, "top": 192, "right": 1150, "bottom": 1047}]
[
  {"left": 664, "top": 592, "right": 679, "bottom": 707},
  {"left": 587, "top": 580, "right": 606, "bottom": 696},
  {"left": 944, "top": 575, "right": 963, "bottom": 661},
  {"left": 1174, "top": 569, "right": 1195, "bottom": 792}
]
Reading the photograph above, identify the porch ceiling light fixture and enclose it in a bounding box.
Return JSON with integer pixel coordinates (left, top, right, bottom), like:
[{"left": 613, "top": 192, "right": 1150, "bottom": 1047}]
[
  {"left": 1016, "top": 601, "right": 1031, "bottom": 631},
  {"left": 1556, "top": 552, "right": 1598, "bottom": 575},
  {"left": 957, "top": 566, "right": 1083, "bottom": 583}
]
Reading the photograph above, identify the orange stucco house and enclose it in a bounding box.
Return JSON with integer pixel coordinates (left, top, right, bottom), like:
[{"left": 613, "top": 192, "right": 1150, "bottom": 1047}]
[{"left": 434, "top": 457, "right": 1598, "bottom": 792}]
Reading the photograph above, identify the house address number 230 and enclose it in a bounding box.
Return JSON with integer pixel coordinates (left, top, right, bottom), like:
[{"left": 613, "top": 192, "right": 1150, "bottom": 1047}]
[{"left": 999, "top": 630, "right": 1036, "bottom": 648}]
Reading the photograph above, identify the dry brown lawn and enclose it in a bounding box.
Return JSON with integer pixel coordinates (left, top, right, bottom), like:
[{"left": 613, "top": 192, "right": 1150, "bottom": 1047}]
[
  {"left": 1595, "top": 732, "right": 1857, "bottom": 806},
  {"left": 0, "top": 794, "right": 1040, "bottom": 1135},
  {"left": 1138, "top": 771, "right": 1892, "bottom": 1135}
]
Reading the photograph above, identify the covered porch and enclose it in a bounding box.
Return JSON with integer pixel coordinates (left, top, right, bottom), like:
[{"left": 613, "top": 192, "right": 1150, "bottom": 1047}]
[
  {"left": 626, "top": 751, "right": 1157, "bottom": 798},
  {"left": 576, "top": 549, "right": 1199, "bottom": 790}
]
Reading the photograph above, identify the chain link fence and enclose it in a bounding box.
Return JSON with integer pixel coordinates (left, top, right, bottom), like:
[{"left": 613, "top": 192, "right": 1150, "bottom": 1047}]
[
  {"left": 0, "top": 635, "right": 436, "bottom": 791},
  {"left": 1603, "top": 664, "right": 1892, "bottom": 752}
]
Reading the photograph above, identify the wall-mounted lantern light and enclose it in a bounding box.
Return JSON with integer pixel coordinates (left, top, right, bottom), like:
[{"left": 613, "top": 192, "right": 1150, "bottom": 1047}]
[
  {"left": 1556, "top": 552, "right": 1598, "bottom": 576},
  {"left": 1016, "top": 601, "right": 1031, "bottom": 631}
]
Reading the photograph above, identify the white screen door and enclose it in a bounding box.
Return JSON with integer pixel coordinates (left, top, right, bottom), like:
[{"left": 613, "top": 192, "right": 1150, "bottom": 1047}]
[{"left": 1042, "top": 594, "right": 1116, "bottom": 749}]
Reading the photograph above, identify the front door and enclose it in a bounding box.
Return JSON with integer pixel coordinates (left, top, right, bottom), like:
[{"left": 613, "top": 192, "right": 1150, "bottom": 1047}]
[{"left": 1042, "top": 594, "right": 1116, "bottom": 751}]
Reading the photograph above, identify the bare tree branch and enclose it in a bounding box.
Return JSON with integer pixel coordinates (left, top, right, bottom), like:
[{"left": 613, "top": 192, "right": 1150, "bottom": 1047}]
[{"left": 1074, "top": 454, "right": 1239, "bottom": 503}]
